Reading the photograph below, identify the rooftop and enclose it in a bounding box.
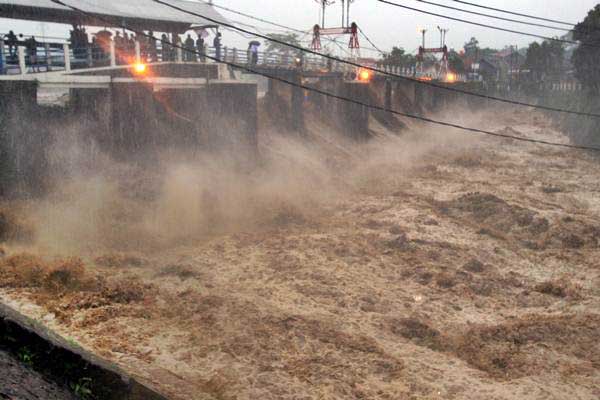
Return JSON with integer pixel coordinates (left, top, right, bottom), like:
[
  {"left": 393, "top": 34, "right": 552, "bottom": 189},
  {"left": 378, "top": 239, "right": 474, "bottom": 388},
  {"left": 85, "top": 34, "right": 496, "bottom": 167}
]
[{"left": 0, "top": 0, "right": 228, "bottom": 32}]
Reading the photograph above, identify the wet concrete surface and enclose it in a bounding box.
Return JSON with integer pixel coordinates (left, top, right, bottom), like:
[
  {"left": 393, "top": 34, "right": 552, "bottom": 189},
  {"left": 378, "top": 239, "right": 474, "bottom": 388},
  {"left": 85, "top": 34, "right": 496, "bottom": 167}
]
[{"left": 0, "top": 350, "right": 76, "bottom": 400}]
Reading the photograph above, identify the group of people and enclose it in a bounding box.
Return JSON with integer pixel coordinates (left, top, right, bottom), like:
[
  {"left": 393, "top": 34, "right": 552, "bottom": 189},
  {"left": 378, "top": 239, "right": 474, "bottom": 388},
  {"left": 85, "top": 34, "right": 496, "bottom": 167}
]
[
  {"left": 2, "top": 31, "right": 41, "bottom": 71},
  {"left": 3, "top": 30, "right": 20, "bottom": 59},
  {"left": 111, "top": 30, "right": 221, "bottom": 64},
  {"left": 69, "top": 25, "right": 90, "bottom": 59},
  {"left": 2, "top": 27, "right": 227, "bottom": 73},
  {"left": 65, "top": 28, "right": 223, "bottom": 65}
]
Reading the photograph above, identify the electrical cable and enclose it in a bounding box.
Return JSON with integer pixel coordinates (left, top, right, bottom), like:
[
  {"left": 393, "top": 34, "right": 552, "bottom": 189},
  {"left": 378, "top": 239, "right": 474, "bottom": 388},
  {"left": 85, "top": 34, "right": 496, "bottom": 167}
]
[
  {"left": 47, "top": 0, "right": 600, "bottom": 153},
  {"left": 358, "top": 26, "right": 386, "bottom": 55},
  {"left": 148, "top": 0, "right": 600, "bottom": 119},
  {"left": 450, "top": 0, "right": 576, "bottom": 27},
  {"left": 211, "top": 1, "right": 384, "bottom": 53},
  {"left": 210, "top": 2, "right": 307, "bottom": 35},
  {"left": 411, "top": 0, "right": 571, "bottom": 32},
  {"left": 376, "top": 0, "right": 596, "bottom": 48}
]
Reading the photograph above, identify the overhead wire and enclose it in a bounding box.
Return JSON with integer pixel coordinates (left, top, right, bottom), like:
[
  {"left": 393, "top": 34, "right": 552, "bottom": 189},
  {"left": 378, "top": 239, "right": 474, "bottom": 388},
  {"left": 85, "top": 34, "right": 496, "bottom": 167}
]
[
  {"left": 358, "top": 26, "right": 386, "bottom": 56},
  {"left": 376, "top": 0, "right": 596, "bottom": 48},
  {"left": 48, "top": 0, "right": 600, "bottom": 153},
  {"left": 148, "top": 0, "right": 600, "bottom": 119},
  {"left": 450, "top": 0, "right": 577, "bottom": 27},
  {"left": 211, "top": 1, "right": 384, "bottom": 54},
  {"left": 210, "top": 1, "right": 307, "bottom": 35},
  {"left": 411, "top": 0, "right": 571, "bottom": 32}
]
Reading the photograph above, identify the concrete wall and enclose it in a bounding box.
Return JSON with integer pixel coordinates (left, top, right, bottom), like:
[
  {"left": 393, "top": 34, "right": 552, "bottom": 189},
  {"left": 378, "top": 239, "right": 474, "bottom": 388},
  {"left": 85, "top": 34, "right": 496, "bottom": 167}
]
[
  {"left": 206, "top": 82, "right": 258, "bottom": 151},
  {"left": 336, "top": 81, "right": 370, "bottom": 140},
  {"left": 72, "top": 63, "right": 220, "bottom": 79},
  {"left": 1, "top": 78, "right": 258, "bottom": 195},
  {"left": 266, "top": 75, "right": 371, "bottom": 139},
  {"left": 0, "top": 81, "right": 48, "bottom": 196},
  {"left": 70, "top": 81, "right": 258, "bottom": 159}
]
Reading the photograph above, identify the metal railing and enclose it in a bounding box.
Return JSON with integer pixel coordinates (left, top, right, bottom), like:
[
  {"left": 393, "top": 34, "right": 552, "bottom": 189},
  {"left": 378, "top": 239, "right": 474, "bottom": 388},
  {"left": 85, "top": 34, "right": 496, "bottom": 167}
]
[{"left": 1, "top": 39, "right": 392, "bottom": 77}]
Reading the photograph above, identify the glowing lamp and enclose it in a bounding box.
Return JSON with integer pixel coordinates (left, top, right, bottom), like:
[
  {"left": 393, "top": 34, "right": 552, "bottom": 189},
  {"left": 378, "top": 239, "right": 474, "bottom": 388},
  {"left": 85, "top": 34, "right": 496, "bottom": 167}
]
[
  {"left": 446, "top": 72, "right": 456, "bottom": 83},
  {"left": 133, "top": 63, "right": 147, "bottom": 74},
  {"left": 358, "top": 69, "right": 371, "bottom": 82}
]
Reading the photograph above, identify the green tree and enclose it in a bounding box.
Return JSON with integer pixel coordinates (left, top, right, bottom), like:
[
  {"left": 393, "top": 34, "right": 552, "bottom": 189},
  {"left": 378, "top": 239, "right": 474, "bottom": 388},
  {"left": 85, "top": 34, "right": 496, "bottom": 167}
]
[
  {"left": 572, "top": 5, "right": 600, "bottom": 93},
  {"left": 463, "top": 37, "right": 479, "bottom": 59},
  {"left": 264, "top": 33, "right": 301, "bottom": 56},
  {"left": 524, "top": 40, "right": 564, "bottom": 81},
  {"left": 448, "top": 50, "right": 465, "bottom": 73},
  {"left": 381, "top": 47, "right": 416, "bottom": 67}
]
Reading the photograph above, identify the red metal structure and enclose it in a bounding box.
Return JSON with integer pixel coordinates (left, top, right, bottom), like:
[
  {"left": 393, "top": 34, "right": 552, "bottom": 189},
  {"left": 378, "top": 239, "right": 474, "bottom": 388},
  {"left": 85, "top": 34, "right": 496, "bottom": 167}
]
[
  {"left": 311, "top": 0, "right": 360, "bottom": 56},
  {"left": 310, "top": 23, "right": 359, "bottom": 52},
  {"left": 417, "top": 45, "right": 449, "bottom": 80}
]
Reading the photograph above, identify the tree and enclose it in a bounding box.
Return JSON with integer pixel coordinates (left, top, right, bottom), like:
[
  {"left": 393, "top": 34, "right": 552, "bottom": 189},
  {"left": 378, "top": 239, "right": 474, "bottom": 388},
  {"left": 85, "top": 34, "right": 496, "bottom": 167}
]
[
  {"left": 264, "top": 33, "right": 301, "bottom": 56},
  {"left": 572, "top": 5, "right": 600, "bottom": 93},
  {"left": 381, "top": 46, "right": 416, "bottom": 67},
  {"left": 524, "top": 40, "right": 564, "bottom": 81},
  {"left": 448, "top": 50, "right": 465, "bottom": 74},
  {"left": 463, "top": 37, "right": 479, "bottom": 59}
]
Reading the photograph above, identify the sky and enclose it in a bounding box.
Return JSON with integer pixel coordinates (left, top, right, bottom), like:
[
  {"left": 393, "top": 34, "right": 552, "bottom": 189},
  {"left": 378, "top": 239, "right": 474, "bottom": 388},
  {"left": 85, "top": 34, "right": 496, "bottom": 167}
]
[{"left": 1, "top": 0, "right": 598, "bottom": 56}]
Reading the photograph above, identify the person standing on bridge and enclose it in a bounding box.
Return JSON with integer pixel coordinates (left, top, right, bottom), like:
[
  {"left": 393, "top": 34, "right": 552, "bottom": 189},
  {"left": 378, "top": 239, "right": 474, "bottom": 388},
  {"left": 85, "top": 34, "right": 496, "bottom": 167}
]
[
  {"left": 26, "top": 36, "right": 38, "bottom": 72},
  {"left": 196, "top": 35, "right": 205, "bottom": 63},
  {"left": 173, "top": 34, "right": 182, "bottom": 61},
  {"left": 160, "top": 33, "right": 170, "bottom": 61},
  {"left": 114, "top": 31, "right": 124, "bottom": 64},
  {"left": 4, "top": 31, "right": 17, "bottom": 59},
  {"left": 248, "top": 41, "right": 259, "bottom": 66},
  {"left": 184, "top": 34, "right": 195, "bottom": 62},
  {"left": 213, "top": 32, "right": 222, "bottom": 61}
]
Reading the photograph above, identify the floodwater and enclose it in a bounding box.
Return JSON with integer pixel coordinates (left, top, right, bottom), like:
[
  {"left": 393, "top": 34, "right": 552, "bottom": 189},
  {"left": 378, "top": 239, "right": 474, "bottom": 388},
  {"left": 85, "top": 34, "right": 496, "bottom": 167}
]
[{"left": 0, "top": 105, "right": 599, "bottom": 399}]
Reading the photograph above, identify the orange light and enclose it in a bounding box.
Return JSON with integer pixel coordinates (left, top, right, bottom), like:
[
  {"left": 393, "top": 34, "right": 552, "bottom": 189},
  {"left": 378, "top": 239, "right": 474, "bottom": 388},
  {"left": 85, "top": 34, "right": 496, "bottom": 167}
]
[
  {"left": 133, "top": 63, "right": 147, "bottom": 74},
  {"left": 445, "top": 72, "right": 456, "bottom": 83},
  {"left": 358, "top": 69, "right": 371, "bottom": 82}
]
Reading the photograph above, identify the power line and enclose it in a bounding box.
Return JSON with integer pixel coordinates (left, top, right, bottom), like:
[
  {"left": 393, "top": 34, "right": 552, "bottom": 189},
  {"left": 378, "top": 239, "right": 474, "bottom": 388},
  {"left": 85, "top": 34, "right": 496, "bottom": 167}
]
[
  {"left": 358, "top": 26, "right": 386, "bottom": 56},
  {"left": 411, "top": 0, "right": 571, "bottom": 32},
  {"left": 148, "top": 0, "right": 600, "bottom": 119},
  {"left": 376, "top": 0, "right": 595, "bottom": 48},
  {"left": 210, "top": 2, "right": 307, "bottom": 35},
  {"left": 213, "top": 1, "right": 383, "bottom": 53},
  {"left": 48, "top": 0, "right": 600, "bottom": 153},
  {"left": 450, "top": 0, "right": 576, "bottom": 27}
]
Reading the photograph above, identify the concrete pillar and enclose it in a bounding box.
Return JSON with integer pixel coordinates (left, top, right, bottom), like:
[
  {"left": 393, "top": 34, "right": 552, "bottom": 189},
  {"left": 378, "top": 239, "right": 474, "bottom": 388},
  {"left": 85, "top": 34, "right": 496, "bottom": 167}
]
[
  {"left": 207, "top": 82, "right": 258, "bottom": 151},
  {"left": 0, "top": 40, "right": 4, "bottom": 74},
  {"left": 337, "top": 81, "right": 370, "bottom": 140},
  {"left": 0, "top": 80, "right": 40, "bottom": 194},
  {"left": 384, "top": 79, "right": 392, "bottom": 110},
  {"left": 110, "top": 81, "right": 155, "bottom": 155},
  {"left": 291, "top": 73, "right": 305, "bottom": 133},
  {"left": 135, "top": 41, "right": 141, "bottom": 63},
  {"left": 0, "top": 80, "right": 37, "bottom": 109},
  {"left": 87, "top": 46, "right": 93, "bottom": 67},
  {"left": 69, "top": 88, "right": 112, "bottom": 133},
  {"left": 63, "top": 43, "right": 71, "bottom": 72},
  {"left": 18, "top": 46, "right": 26, "bottom": 74},
  {"left": 44, "top": 43, "right": 51, "bottom": 69},
  {"left": 110, "top": 40, "right": 116, "bottom": 67}
]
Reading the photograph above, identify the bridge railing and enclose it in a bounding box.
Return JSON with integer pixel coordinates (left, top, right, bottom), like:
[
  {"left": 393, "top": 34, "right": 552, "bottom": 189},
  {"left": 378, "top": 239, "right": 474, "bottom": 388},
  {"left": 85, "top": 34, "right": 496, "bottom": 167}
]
[{"left": 1, "top": 39, "right": 375, "bottom": 77}]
